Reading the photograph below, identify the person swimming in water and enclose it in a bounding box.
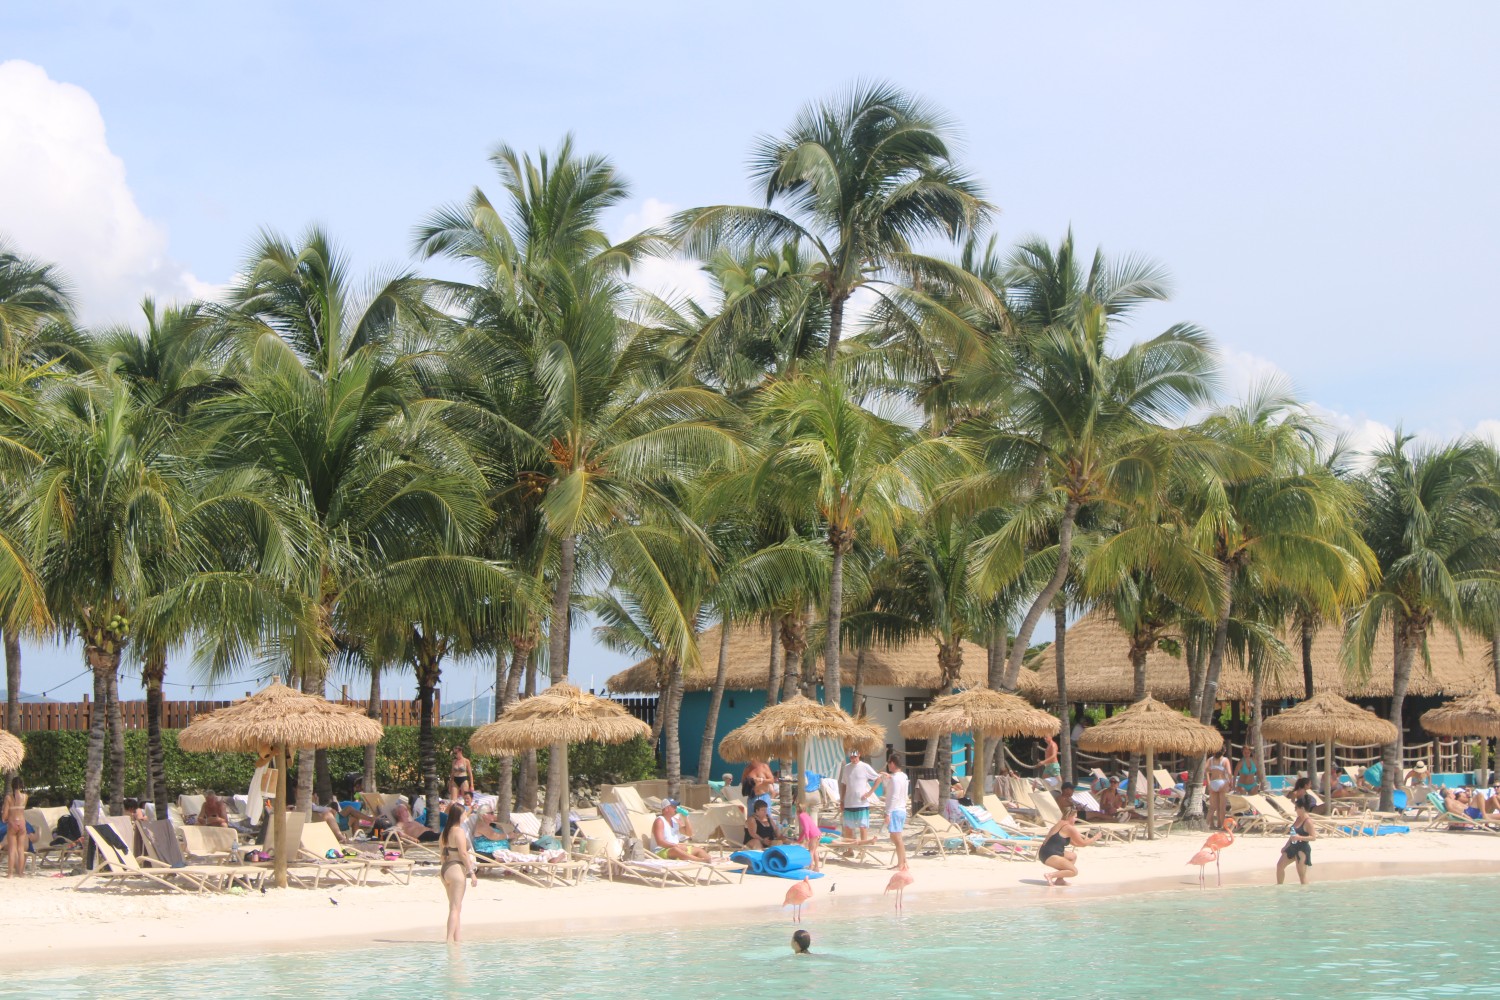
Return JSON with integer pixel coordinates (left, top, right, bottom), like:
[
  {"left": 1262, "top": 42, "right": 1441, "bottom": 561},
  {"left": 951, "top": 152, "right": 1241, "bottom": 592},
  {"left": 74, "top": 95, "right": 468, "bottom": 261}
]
[{"left": 791, "top": 929, "right": 812, "bottom": 954}]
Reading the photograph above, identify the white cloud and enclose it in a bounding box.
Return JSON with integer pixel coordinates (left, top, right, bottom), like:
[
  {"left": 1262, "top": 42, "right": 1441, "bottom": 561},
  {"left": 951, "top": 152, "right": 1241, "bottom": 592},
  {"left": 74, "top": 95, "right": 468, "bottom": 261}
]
[
  {"left": 0, "top": 60, "right": 214, "bottom": 325},
  {"left": 615, "top": 197, "right": 715, "bottom": 307}
]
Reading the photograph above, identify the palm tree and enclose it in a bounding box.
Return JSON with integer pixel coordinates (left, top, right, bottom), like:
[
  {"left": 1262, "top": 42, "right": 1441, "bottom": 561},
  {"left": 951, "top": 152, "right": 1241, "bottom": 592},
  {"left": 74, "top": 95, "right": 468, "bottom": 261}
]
[
  {"left": 209, "top": 227, "right": 493, "bottom": 806},
  {"left": 415, "top": 138, "right": 740, "bottom": 821},
  {"left": 754, "top": 370, "right": 968, "bottom": 706},
  {"left": 966, "top": 233, "right": 1219, "bottom": 693},
  {"left": 1347, "top": 435, "right": 1500, "bottom": 810},
  {"left": 672, "top": 82, "right": 991, "bottom": 364},
  {"left": 0, "top": 238, "right": 74, "bottom": 731}
]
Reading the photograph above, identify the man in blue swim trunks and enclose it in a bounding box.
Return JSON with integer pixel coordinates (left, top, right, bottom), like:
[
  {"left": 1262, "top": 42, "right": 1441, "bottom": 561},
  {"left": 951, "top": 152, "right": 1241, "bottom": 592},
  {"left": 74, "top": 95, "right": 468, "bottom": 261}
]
[
  {"left": 838, "top": 750, "right": 879, "bottom": 841},
  {"left": 870, "top": 756, "right": 910, "bottom": 869}
]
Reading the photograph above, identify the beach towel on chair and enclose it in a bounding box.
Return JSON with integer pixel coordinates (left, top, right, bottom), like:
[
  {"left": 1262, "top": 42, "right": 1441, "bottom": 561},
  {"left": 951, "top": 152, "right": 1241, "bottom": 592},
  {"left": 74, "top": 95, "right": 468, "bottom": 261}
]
[{"left": 760, "top": 844, "right": 824, "bottom": 880}]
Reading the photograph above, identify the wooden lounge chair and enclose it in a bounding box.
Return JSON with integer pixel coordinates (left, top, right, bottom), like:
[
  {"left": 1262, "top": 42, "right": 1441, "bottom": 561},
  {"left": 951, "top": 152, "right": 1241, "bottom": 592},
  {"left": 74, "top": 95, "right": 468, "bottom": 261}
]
[
  {"left": 1227, "top": 794, "right": 1282, "bottom": 835},
  {"left": 823, "top": 833, "right": 898, "bottom": 867},
  {"left": 180, "top": 824, "right": 239, "bottom": 863},
  {"left": 79, "top": 827, "right": 261, "bottom": 893},
  {"left": 25, "top": 807, "right": 81, "bottom": 869},
  {"left": 1028, "top": 786, "right": 1137, "bottom": 843},
  {"left": 982, "top": 794, "right": 1047, "bottom": 834},
  {"left": 1263, "top": 794, "right": 1354, "bottom": 839},
  {"left": 474, "top": 845, "right": 588, "bottom": 888},
  {"left": 574, "top": 820, "right": 731, "bottom": 887},
  {"left": 924, "top": 812, "right": 1034, "bottom": 861},
  {"left": 301, "top": 821, "right": 413, "bottom": 885}
]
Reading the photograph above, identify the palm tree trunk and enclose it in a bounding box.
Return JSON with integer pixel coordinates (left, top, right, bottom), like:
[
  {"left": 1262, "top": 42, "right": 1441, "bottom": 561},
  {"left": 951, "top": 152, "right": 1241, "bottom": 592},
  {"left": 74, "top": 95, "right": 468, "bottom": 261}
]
[
  {"left": 1250, "top": 668, "right": 1265, "bottom": 794},
  {"left": 1194, "top": 564, "right": 1235, "bottom": 725},
  {"left": 518, "top": 650, "right": 539, "bottom": 813},
  {"left": 363, "top": 666, "right": 380, "bottom": 794},
  {"left": 1383, "top": 623, "right": 1419, "bottom": 812},
  {"left": 767, "top": 632, "right": 784, "bottom": 707},
  {"left": 1128, "top": 643, "right": 1148, "bottom": 802},
  {"left": 417, "top": 653, "right": 442, "bottom": 831},
  {"left": 143, "top": 648, "right": 168, "bottom": 818},
  {"left": 825, "top": 292, "right": 848, "bottom": 366},
  {"left": 780, "top": 612, "right": 804, "bottom": 701},
  {"left": 3, "top": 630, "right": 19, "bottom": 733},
  {"left": 106, "top": 665, "right": 125, "bottom": 815},
  {"left": 312, "top": 662, "right": 333, "bottom": 804},
  {"left": 698, "top": 623, "right": 732, "bottom": 782},
  {"left": 1002, "top": 501, "right": 1078, "bottom": 692},
  {"left": 852, "top": 648, "right": 867, "bottom": 717},
  {"left": 1054, "top": 605, "right": 1072, "bottom": 784},
  {"left": 1302, "top": 617, "right": 1318, "bottom": 795},
  {"left": 801, "top": 598, "right": 818, "bottom": 700},
  {"left": 664, "top": 657, "right": 685, "bottom": 800},
  {"left": 82, "top": 646, "right": 116, "bottom": 824},
  {"left": 543, "top": 533, "right": 576, "bottom": 826},
  {"left": 824, "top": 535, "right": 849, "bottom": 706},
  {"left": 495, "top": 641, "right": 527, "bottom": 820},
  {"left": 1491, "top": 624, "right": 1500, "bottom": 695},
  {"left": 294, "top": 672, "right": 315, "bottom": 812}
]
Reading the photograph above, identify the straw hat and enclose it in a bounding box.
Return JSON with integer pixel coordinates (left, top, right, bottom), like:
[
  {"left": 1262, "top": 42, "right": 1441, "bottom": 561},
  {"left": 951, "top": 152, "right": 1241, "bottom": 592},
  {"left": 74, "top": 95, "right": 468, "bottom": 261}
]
[
  {"left": 0, "top": 730, "right": 22, "bottom": 772},
  {"left": 1076, "top": 695, "right": 1224, "bottom": 756},
  {"left": 899, "top": 688, "right": 1059, "bottom": 740},
  {"left": 178, "top": 680, "right": 384, "bottom": 752},
  {"left": 469, "top": 684, "right": 650, "bottom": 755},
  {"left": 1421, "top": 690, "right": 1500, "bottom": 740},
  {"left": 718, "top": 695, "right": 881, "bottom": 763},
  {"left": 1261, "top": 692, "right": 1399, "bottom": 746}
]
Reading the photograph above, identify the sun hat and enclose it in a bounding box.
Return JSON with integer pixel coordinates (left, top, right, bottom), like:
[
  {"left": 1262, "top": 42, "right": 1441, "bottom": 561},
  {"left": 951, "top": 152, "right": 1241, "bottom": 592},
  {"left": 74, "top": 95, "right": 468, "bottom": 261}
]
[{"left": 1413, "top": 760, "right": 1429, "bottom": 772}]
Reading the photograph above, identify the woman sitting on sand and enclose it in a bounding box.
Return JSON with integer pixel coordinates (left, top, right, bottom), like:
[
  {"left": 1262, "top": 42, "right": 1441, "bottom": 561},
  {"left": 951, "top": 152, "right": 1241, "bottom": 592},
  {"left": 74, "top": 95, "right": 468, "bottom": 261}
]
[
  {"left": 1039, "top": 805, "right": 1100, "bottom": 886},
  {"left": 439, "top": 802, "right": 478, "bottom": 943}
]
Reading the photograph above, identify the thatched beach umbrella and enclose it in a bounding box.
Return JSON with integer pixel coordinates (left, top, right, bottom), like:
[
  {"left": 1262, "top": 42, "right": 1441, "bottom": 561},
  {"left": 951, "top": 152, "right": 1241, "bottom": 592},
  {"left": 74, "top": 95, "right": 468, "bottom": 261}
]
[
  {"left": 0, "top": 729, "right": 22, "bottom": 773},
  {"left": 1262, "top": 692, "right": 1398, "bottom": 801},
  {"left": 470, "top": 683, "right": 650, "bottom": 851},
  {"left": 178, "top": 680, "right": 383, "bottom": 888},
  {"left": 717, "top": 695, "right": 882, "bottom": 822},
  {"left": 1423, "top": 691, "right": 1500, "bottom": 783},
  {"left": 1077, "top": 695, "right": 1224, "bottom": 839},
  {"left": 899, "top": 688, "right": 1060, "bottom": 804}
]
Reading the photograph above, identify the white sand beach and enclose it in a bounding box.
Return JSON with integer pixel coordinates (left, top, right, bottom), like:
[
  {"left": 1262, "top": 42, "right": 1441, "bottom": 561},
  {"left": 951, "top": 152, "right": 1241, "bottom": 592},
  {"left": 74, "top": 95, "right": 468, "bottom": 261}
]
[{"left": 7, "top": 829, "right": 1498, "bottom": 971}]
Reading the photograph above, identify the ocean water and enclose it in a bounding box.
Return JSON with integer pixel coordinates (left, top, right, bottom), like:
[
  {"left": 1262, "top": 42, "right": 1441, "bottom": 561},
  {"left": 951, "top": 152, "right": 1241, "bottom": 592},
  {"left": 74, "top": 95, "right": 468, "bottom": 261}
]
[{"left": 17, "top": 874, "right": 1500, "bottom": 999}]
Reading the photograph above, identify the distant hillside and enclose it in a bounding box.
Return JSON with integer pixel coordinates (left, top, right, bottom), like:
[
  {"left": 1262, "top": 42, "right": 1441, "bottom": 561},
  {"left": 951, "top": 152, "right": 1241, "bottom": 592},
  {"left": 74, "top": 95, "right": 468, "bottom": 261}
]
[{"left": 0, "top": 691, "right": 57, "bottom": 704}]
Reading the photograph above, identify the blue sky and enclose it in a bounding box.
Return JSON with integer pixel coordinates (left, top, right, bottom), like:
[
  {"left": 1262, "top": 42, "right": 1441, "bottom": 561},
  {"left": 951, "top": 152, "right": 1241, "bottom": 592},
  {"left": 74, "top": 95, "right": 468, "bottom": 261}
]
[{"left": 2, "top": 3, "right": 1497, "bottom": 704}]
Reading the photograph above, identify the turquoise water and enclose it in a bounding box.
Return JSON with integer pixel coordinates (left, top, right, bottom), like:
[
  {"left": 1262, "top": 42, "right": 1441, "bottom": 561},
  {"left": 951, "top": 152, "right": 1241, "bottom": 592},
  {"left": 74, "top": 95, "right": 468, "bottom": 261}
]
[{"left": 18, "top": 875, "right": 1500, "bottom": 999}]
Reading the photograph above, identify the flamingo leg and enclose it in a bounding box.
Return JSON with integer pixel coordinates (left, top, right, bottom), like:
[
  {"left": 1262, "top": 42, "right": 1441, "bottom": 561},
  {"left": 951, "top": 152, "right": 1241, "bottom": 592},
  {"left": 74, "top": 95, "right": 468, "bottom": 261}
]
[{"left": 1216, "top": 854, "right": 1222, "bottom": 887}]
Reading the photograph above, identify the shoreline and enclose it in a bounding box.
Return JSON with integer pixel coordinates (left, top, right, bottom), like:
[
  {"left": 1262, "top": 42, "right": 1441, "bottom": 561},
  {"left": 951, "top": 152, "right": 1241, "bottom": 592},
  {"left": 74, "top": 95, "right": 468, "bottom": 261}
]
[{"left": 9, "top": 830, "right": 1500, "bottom": 973}]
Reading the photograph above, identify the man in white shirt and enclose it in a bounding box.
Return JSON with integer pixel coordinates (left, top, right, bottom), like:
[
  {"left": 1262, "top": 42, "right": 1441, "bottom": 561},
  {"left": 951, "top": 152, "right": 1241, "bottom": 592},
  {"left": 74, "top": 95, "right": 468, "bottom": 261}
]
[
  {"left": 838, "top": 750, "right": 880, "bottom": 841},
  {"left": 870, "top": 756, "right": 910, "bottom": 869}
]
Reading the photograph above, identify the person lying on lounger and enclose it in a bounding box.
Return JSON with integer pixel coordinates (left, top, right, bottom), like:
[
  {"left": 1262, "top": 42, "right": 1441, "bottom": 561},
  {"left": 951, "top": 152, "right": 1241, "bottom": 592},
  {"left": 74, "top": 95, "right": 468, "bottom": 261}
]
[{"left": 653, "top": 799, "right": 710, "bottom": 861}]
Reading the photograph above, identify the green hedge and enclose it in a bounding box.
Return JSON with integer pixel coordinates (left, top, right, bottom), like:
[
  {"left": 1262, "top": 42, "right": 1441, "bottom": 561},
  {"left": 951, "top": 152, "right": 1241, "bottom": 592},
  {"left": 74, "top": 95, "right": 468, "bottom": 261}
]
[{"left": 18, "top": 727, "right": 657, "bottom": 805}]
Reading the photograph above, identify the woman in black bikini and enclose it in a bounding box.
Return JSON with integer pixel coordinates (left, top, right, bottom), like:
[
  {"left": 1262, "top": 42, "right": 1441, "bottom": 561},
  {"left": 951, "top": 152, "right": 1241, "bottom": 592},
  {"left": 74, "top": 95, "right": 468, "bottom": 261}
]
[
  {"left": 439, "top": 802, "right": 477, "bottom": 943},
  {"left": 449, "top": 747, "right": 472, "bottom": 800},
  {"left": 1039, "top": 805, "right": 1101, "bottom": 886},
  {"left": 1275, "top": 795, "right": 1317, "bottom": 885},
  {"left": 744, "top": 799, "right": 783, "bottom": 848}
]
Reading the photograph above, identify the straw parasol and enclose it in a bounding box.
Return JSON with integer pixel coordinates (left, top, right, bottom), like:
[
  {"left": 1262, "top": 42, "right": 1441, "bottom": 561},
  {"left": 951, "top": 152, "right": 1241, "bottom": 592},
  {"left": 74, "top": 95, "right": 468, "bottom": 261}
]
[
  {"left": 178, "top": 680, "right": 383, "bottom": 888},
  {"left": 716, "top": 695, "right": 882, "bottom": 822},
  {"left": 0, "top": 729, "right": 22, "bottom": 772},
  {"left": 1262, "top": 692, "right": 1398, "bottom": 801},
  {"left": 1077, "top": 695, "right": 1224, "bottom": 839},
  {"left": 469, "top": 684, "right": 650, "bottom": 851},
  {"left": 1421, "top": 690, "right": 1500, "bottom": 740},
  {"left": 899, "top": 689, "right": 1059, "bottom": 804}
]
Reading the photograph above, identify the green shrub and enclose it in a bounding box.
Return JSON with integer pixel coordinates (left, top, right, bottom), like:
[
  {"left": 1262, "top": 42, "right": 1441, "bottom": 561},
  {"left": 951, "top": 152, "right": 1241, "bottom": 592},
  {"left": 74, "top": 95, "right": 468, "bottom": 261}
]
[{"left": 18, "top": 728, "right": 657, "bottom": 804}]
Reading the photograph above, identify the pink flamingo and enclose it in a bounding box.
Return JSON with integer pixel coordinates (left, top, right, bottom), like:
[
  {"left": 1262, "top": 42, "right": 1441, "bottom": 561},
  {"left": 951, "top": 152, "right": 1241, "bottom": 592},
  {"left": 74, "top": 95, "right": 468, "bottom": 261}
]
[
  {"left": 885, "top": 868, "right": 914, "bottom": 910},
  {"left": 1187, "top": 818, "right": 1236, "bottom": 887},
  {"left": 784, "top": 876, "right": 813, "bottom": 922}
]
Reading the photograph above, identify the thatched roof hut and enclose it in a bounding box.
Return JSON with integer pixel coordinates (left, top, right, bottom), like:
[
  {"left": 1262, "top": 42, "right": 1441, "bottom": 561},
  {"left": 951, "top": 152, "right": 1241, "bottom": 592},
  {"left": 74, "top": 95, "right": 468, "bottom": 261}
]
[
  {"left": 1261, "top": 692, "right": 1398, "bottom": 747},
  {"left": 177, "top": 680, "right": 383, "bottom": 752},
  {"left": 1026, "top": 610, "right": 1490, "bottom": 704},
  {"left": 469, "top": 684, "right": 651, "bottom": 755},
  {"left": 717, "top": 695, "right": 882, "bottom": 763},
  {"left": 606, "top": 623, "right": 997, "bottom": 694},
  {"left": 0, "top": 730, "right": 22, "bottom": 772},
  {"left": 1421, "top": 690, "right": 1500, "bottom": 740}
]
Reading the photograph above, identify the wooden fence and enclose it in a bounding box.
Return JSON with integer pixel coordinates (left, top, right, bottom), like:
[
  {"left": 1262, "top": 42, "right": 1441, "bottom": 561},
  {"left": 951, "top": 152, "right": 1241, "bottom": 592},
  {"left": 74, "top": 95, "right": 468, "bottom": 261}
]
[{"left": 13, "top": 692, "right": 438, "bottom": 732}]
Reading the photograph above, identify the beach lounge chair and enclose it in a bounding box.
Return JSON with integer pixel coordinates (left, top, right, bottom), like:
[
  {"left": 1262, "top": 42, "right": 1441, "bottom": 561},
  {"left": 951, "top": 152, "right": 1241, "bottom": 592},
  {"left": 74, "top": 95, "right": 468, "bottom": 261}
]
[
  {"left": 1424, "top": 792, "right": 1500, "bottom": 835},
  {"left": 1153, "top": 769, "right": 1184, "bottom": 803},
  {"left": 1264, "top": 794, "right": 1354, "bottom": 839},
  {"left": 180, "top": 824, "right": 239, "bottom": 863},
  {"left": 301, "top": 821, "right": 413, "bottom": 885},
  {"left": 1028, "top": 787, "right": 1136, "bottom": 843},
  {"left": 981, "top": 794, "right": 1046, "bottom": 834},
  {"left": 25, "top": 807, "right": 81, "bottom": 869},
  {"left": 912, "top": 778, "right": 942, "bottom": 814},
  {"left": 945, "top": 807, "right": 1039, "bottom": 861},
  {"left": 823, "top": 833, "right": 897, "bottom": 867},
  {"left": 1227, "top": 794, "right": 1282, "bottom": 835},
  {"left": 574, "top": 819, "right": 731, "bottom": 887},
  {"left": 79, "top": 826, "right": 261, "bottom": 893},
  {"left": 474, "top": 844, "right": 589, "bottom": 888}
]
